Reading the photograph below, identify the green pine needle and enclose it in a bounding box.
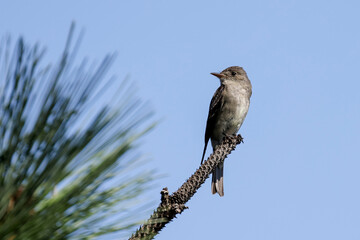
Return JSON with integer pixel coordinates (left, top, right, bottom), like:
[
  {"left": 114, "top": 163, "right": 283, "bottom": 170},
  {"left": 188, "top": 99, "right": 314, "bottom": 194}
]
[{"left": 0, "top": 24, "right": 156, "bottom": 239}]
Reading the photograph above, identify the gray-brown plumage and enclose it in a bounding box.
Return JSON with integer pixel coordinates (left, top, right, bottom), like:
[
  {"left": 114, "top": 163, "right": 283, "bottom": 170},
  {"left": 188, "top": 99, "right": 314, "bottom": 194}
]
[{"left": 201, "top": 66, "right": 252, "bottom": 196}]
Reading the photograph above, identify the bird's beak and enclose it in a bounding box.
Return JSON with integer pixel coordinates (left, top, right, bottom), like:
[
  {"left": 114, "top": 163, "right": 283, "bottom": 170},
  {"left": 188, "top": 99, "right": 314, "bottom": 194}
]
[{"left": 211, "top": 72, "right": 225, "bottom": 79}]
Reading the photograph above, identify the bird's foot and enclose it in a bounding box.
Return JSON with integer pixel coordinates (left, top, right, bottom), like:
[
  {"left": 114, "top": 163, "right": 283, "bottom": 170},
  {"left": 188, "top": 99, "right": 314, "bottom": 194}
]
[{"left": 237, "top": 134, "right": 244, "bottom": 143}]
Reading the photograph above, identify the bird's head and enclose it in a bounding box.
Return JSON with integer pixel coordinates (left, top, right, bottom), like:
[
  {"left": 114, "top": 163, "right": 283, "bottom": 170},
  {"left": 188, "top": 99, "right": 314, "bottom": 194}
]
[{"left": 211, "top": 66, "right": 248, "bottom": 84}]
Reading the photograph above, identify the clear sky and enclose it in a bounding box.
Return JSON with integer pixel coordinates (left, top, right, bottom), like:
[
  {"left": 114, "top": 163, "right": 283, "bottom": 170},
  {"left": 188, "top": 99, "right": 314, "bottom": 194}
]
[{"left": 1, "top": 1, "right": 360, "bottom": 239}]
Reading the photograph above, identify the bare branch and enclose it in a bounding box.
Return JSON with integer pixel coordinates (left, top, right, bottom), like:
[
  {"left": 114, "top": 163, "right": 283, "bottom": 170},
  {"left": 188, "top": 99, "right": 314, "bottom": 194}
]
[{"left": 129, "top": 134, "right": 244, "bottom": 240}]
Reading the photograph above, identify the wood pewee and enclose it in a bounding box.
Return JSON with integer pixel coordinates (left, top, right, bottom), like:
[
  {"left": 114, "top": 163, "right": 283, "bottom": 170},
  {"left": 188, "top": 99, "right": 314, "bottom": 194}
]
[{"left": 201, "top": 66, "right": 252, "bottom": 196}]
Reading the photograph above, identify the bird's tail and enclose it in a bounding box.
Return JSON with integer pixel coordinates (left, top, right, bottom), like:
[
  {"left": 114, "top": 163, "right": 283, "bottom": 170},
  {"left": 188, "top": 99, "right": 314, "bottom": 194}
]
[{"left": 211, "top": 162, "right": 224, "bottom": 196}]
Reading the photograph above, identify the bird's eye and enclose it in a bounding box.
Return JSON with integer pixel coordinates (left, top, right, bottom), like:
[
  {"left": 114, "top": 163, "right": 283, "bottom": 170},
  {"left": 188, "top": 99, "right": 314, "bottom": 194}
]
[{"left": 231, "top": 71, "right": 236, "bottom": 76}]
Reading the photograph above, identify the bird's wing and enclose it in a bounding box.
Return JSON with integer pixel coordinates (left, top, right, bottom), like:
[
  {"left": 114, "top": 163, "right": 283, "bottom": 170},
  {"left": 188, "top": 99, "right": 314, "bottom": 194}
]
[{"left": 201, "top": 84, "right": 225, "bottom": 164}]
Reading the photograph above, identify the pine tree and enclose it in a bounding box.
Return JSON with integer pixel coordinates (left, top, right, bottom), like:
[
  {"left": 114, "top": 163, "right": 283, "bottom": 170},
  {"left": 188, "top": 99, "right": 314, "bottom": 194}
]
[{"left": 0, "top": 24, "right": 155, "bottom": 239}]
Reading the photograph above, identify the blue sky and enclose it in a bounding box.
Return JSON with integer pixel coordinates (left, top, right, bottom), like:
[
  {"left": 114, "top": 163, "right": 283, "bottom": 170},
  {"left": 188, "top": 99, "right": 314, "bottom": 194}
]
[{"left": 1, "top": 1, "right": 360, "bottom": 239}]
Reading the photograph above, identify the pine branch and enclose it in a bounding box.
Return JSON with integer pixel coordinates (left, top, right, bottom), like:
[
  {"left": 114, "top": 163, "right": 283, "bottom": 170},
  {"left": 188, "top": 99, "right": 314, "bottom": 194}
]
[
  {"left": 0, "top": 25, "right": 156, "bottom": 239},
  {"left": 129, "top": 134, "right": 244, "bottom": 240}
]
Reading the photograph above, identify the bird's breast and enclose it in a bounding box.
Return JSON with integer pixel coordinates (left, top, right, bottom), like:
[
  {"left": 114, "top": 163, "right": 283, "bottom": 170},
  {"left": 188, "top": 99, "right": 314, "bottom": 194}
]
[{"left": 217, "top": 84, "right": 250, "bottom": 135}]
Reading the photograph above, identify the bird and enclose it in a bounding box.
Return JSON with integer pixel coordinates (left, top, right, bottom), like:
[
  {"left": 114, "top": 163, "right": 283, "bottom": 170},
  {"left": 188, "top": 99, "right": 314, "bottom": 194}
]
[{"left": 201, "top": 66, "right": 252, "bottom": 196}]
